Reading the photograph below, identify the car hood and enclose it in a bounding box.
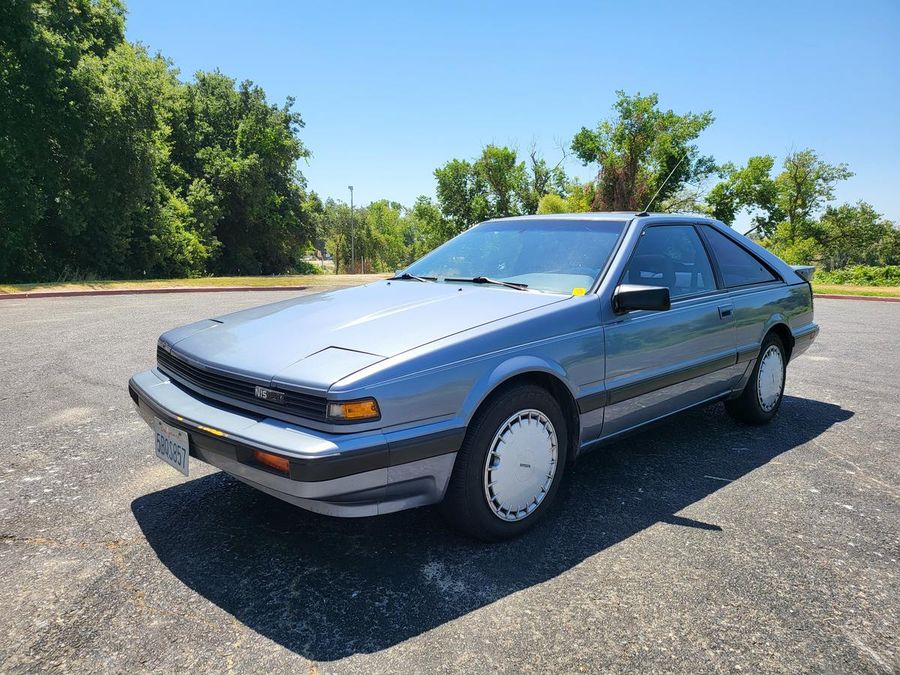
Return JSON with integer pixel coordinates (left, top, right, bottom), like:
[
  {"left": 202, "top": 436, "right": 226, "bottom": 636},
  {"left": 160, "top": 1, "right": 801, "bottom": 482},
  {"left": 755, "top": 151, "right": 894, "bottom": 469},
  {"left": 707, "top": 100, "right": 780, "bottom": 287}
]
[{"left": 162, "top": 280, "right": 567, "bottom": 389}]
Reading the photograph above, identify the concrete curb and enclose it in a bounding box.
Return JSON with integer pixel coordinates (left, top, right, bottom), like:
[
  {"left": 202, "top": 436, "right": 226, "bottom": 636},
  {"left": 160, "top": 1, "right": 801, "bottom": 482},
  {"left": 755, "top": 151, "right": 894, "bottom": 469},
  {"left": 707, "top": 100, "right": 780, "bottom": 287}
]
[
  {"left": 0, "top": 285, "right": 310, "bottom": 300},
  {"left": 814, "top": 293, "right": 900, "bottom": 303}
]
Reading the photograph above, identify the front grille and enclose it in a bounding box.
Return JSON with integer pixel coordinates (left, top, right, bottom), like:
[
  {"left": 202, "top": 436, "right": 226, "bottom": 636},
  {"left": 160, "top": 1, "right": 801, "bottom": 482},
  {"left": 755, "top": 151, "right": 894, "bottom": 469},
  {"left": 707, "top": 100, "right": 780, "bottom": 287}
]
[{"left": 156, "top": 346, "right": 328, "bottom": 422}]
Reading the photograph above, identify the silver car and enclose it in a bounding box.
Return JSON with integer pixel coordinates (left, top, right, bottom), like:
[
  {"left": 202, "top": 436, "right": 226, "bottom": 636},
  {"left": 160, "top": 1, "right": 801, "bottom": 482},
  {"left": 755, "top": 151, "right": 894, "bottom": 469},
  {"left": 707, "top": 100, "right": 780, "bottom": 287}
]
[{"left": 129, "top": 213, "right": 818, "bottom": 540}]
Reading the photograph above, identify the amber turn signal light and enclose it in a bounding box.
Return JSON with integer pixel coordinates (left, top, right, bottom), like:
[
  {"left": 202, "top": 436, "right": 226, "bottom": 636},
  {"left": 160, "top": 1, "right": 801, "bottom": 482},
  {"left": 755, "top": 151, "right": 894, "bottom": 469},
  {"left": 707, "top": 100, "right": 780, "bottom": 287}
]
[
  {"left": 253, "top": 449, "right": 290, "bottom": 474},
  {"left": 327, "top": 397, "right": 380, "bottom": 422}
]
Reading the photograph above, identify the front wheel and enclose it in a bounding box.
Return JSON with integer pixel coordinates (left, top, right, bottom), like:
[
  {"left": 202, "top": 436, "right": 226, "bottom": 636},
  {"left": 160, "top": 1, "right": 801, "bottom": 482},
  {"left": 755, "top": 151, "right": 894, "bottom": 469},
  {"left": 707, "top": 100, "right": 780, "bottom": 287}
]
[
  {"left": 726, "top": 332, "right": 787, "bottom": 425},
  {"left": 441, "top": 384, "right": 568, "bottom": 541}
]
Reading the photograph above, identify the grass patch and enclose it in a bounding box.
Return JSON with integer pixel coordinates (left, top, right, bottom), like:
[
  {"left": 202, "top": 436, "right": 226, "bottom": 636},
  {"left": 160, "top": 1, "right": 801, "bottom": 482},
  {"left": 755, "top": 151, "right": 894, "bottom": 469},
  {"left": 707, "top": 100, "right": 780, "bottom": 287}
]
[
  {"left": 0, "top": 273, "right": 389, "bottom": 294},
  {"left": 812, "top": 284, "right": 900, "bottom": 298}
]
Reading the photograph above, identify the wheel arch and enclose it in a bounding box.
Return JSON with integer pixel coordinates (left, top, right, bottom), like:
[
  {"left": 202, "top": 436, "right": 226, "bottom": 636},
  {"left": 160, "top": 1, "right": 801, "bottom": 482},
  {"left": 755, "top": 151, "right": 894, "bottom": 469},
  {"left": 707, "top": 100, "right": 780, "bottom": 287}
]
[
  {"left": 765, "top": 320, "right": 795, "bottom": 361},
  {"left": 460, "top": 358, "right": 581, "bottom": 465}
]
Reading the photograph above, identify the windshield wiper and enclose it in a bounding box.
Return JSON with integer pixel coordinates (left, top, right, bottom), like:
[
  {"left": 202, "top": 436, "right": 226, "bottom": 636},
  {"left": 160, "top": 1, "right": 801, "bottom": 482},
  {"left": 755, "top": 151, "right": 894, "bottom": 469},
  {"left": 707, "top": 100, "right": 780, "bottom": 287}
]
[
  {"left": 389, "top": 272, "right": 436, "bottom": 283},
  {"left": 444, "top": 276, "right": 529, "bottom": 291}
]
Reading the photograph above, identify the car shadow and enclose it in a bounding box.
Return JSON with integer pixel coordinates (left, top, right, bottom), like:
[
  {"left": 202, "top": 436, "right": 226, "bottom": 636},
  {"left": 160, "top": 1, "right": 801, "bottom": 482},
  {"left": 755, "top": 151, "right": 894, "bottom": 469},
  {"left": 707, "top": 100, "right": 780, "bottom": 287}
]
[{"left": 131, "top": 396, "right": 852, "bottom": 661}]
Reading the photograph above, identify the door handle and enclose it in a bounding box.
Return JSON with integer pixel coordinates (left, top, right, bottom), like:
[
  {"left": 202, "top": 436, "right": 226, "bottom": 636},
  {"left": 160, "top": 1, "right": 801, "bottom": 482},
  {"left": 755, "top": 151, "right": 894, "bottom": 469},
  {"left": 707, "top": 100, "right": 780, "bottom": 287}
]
[{"left": 718, "top": 305, "right": 733, "bottom": 319}]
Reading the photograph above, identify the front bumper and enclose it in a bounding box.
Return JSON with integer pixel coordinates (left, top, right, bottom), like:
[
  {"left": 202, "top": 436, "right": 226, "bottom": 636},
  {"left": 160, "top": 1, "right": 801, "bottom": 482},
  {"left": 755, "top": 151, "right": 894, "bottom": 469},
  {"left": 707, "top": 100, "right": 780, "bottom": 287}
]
[{"left": 129, "top": 368, "right": 464, "bottom": 517}]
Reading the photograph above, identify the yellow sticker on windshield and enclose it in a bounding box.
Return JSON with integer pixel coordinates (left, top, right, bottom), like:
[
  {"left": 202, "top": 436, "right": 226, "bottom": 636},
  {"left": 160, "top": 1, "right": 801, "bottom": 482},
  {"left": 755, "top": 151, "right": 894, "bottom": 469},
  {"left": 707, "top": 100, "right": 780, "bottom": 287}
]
[{"left": 572, "top": 287, "right": 587, "bottom": 296}]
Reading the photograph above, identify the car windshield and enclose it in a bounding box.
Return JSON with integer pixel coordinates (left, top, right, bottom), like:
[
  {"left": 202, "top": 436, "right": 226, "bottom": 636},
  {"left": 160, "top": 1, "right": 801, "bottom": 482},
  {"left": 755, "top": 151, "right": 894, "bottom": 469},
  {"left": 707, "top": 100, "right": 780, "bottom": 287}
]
[{"left": 404, "top": 218, "right": 627, "bottom": 294}]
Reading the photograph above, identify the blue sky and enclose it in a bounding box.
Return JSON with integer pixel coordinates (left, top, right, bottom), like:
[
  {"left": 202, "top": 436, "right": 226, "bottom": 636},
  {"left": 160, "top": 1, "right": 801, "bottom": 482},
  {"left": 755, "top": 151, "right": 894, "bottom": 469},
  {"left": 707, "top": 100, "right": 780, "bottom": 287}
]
[{"left": 126, "top": 1, "right": 900, "bottom": 227}]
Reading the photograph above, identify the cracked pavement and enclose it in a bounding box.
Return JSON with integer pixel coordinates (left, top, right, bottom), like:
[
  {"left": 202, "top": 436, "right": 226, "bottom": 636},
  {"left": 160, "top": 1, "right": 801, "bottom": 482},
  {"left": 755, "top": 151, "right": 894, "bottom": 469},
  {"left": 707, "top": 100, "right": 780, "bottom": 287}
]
[{"left": 0, "top": 292, "right": 897, "bottom": 673}]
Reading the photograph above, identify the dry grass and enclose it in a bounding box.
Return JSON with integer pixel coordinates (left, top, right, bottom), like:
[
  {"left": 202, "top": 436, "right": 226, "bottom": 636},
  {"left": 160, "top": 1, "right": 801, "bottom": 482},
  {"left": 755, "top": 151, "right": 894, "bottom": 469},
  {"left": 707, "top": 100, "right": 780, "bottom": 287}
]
[
  {"left": 812, "top": 284, "right": 900, "bottom": 298},
  {"left": 0, "top": 273, "right": 389, "bottom": 295}
]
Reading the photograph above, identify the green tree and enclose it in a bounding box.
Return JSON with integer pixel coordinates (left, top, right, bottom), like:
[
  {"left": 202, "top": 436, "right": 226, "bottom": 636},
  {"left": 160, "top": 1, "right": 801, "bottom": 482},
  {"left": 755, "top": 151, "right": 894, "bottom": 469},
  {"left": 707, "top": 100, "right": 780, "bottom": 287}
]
[
  {"left": 0, "top": 0, "right": 316, "bottom": 282},
  {"left": 434, "top": 144, "right": 565, "bottom": 235},
  {"left": 571, "top": 91, "right": 715, "bottom": 212},
  {"left": 536, "top": 178, "right": 601, "bottom": 215},
  {"left": 319, "top": 199, "right": 354, "bottom": 274},
  {"left": 405, "top": 196, "right": 447, "bottom": 258},
  {"left": 775, "top": 149, "right": 853, "bottom": 243},
  {"left": 0, "top": 0, "right": 127, "bottom": 280},
  {"left": 434, "top": 158, "right": 490, "bottom": 236},
  {"left": 473, "top": 145, "right": 526, "bottom": 218},
  {"left": 707, "top": 149, "right": 854, "bottom": 247},
  {"left": 167, "top": 72, "right": 314, "bottom": 275},
  {"left": 536, "top": 194, "right": 571, "bottom": 214},
  {"left": 359, "top": 200, "right": 407, "bottom": 273},
  {"left": 521, "top": 147, "right": 567, "bottom": 214},
  {"left": 706, "top": 155, "right": 782, "bottom": 235},
  {"left": 815, "top": 202, "right": 897, "bottom": 270},
  {"left": 83, "top": 42, "right": 201, "bottom": 278}
]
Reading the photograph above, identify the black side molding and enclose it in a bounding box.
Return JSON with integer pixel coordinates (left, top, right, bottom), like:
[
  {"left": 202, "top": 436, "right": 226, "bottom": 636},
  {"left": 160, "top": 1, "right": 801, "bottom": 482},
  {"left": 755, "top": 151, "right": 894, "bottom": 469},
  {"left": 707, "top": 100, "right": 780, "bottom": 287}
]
[
  {"left": 577, "top": 390, "right": 609, "bottom": 414},
  {"left": 737, "top": 346, "right": 759, "bottom": 363},
  {"left": 576, "top": 352, "right": 739, "bottom": 412},
  {"left": 388, "top": 428, "right": 467, "bottom": 466}
]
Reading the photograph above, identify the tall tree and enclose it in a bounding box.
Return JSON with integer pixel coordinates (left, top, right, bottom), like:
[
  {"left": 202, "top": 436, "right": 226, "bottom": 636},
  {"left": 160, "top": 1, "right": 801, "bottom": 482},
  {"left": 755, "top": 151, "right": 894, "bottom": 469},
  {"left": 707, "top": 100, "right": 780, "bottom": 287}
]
[
  {"left": 815, "top": 202, "right": 897, "bottom": 270},
  {"left": 166, "top": 72, "right": 314, "bottom": 275},
  {"left": 775, "top": 149, "right": 853, "bottom": 242},
  {"left": 318, "top": 199, "right": 354, "bottom": 274},
  {"left": 521, "top": 145, "right": 567, "bottom": 214},
  {"left": 0, "top": 0, "right": 315, "bottom": 282},
  {"left": 405, "top": 196, "right": 446, "bottom": 258},
  {"left": 705, "top": 155, "right": 782, "bottom": 236},
  {"left": 434, "top": 158, "right": 490, "bottom": 236},
  {"left": 472, "top": 145, "right": 527, "bottom": 218},
  {"left": 434, "top": 145, "right": 565, "bottom": 235},
  {"left": 0, "top": 0, "right": 127, "bottom": 280},
  {"left": 571, "top": 91, "right": 715, "bottom": 212}
]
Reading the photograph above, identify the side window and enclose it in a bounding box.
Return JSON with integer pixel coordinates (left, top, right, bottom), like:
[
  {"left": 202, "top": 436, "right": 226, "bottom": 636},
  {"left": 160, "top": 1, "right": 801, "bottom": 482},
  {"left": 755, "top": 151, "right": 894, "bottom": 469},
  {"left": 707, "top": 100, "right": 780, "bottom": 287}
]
[
  {"left": 701, "top": 226, "right": 777, "bottom": 287},
  {"left": 622, "top": 225, "right": 716, "bottom": 298}
]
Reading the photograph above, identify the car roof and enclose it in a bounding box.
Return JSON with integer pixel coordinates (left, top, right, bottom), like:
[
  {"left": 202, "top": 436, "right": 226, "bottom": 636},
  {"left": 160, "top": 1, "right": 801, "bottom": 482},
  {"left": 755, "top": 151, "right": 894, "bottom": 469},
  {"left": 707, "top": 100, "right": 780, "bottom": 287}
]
[
  {"left": 483, "top": 212, "right": 721, "bottom": 225},
  {"left": 483, "top": 212, "right": 633, "bottom": 223}
]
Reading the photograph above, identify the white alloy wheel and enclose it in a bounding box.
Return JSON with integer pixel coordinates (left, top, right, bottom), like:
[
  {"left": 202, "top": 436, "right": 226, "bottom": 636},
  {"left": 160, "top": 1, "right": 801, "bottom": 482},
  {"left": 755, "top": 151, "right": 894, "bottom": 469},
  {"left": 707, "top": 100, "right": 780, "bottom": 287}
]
[
  {"left": 756, "top": 344, "right": 785, "bottom": 412},
  {"left": 483, "top": 409, "right": 558, "bottom": 522}
]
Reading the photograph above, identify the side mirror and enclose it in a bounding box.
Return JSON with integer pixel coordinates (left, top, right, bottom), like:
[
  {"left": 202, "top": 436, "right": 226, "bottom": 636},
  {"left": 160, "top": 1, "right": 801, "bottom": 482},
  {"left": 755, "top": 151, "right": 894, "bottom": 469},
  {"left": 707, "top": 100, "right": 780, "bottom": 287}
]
[{"left": 613, "top": 284, "right": 671, "bottom": 313}]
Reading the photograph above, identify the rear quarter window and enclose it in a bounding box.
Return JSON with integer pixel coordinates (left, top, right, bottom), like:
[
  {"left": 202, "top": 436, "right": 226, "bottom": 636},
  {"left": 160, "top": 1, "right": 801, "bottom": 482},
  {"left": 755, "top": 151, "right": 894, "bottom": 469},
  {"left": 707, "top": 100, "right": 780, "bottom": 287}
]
[{"left": 702, "top": 226, "right": 778, "bottom": 288}]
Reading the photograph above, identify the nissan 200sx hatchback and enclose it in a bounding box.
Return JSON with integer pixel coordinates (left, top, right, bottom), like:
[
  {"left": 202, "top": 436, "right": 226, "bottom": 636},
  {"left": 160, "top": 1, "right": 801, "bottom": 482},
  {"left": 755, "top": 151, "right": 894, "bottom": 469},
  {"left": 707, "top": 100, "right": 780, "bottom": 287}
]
[{"left": 129, "top": 213, "right": 818, "bottom": 540}]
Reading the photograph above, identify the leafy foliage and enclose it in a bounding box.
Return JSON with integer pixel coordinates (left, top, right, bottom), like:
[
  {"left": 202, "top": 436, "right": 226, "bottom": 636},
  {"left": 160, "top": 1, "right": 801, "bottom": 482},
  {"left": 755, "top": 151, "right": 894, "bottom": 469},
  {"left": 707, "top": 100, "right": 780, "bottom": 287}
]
[
  {"left": 0, "top": 0, "right": 314, "bottom": 282},
  {"left": 706, "top": 156, "right": 782, "bottom": 235},
  {"left": 434, "top": 145, "right": 566, "bottom": 236},
  {"left": 316, "top": 196, "right": 447, "bottom": 274},
  {"left": 167, "top": 72, "right": 314, "bottom": 275},
  {"left": 765, "top": 202, "right": 899, "bottom": 270},
  {"left": 814, "top": 265, "right": 900, "bottom": 286},
  {"left": 571, "top": 91, "right": 715, "bottom": 211},
  {"left": 775, "top": 149, "right": 853, "bottom": 241},
  {"left": 705, "top": 149, "right": 890, "bottom": 272}
]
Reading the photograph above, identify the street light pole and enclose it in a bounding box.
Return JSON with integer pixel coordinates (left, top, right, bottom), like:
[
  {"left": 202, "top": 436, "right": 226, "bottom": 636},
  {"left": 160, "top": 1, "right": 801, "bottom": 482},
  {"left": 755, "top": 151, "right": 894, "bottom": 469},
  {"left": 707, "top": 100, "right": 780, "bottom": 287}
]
[{"left": 348, "top": 185, "right": 354, "bottom": 273}]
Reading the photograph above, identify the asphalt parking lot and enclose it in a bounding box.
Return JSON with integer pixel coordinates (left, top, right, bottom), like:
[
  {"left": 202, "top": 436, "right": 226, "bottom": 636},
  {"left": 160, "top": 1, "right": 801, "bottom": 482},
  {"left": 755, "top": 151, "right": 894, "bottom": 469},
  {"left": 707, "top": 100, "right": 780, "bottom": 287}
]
[{"left": 0, "top": 290, "right": 897, "bottom": 673}]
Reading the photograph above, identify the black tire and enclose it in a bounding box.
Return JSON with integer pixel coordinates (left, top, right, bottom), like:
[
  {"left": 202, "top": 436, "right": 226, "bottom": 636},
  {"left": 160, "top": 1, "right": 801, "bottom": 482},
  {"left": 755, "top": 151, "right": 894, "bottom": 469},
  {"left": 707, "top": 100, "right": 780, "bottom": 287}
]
[
  {"left": 440, "top": 384, "right": 569, "bottom": 541},
  {"left": 725, "top": 332, "right": 787, "bottom": 425}
]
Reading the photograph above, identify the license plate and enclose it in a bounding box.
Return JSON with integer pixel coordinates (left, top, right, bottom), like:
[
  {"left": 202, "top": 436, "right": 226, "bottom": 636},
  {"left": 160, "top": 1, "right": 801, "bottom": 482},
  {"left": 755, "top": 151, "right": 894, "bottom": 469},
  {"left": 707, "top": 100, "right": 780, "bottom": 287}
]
[{"left": 154, "top": 418, "right": 190, "bottom": 476}]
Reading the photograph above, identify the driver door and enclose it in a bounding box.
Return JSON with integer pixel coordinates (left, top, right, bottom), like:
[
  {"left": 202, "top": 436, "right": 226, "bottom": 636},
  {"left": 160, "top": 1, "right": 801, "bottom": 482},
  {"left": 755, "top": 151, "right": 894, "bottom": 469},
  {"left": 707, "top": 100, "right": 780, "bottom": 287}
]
[{"left": 602, "top": 223, "right": 740, "bottom": 437}]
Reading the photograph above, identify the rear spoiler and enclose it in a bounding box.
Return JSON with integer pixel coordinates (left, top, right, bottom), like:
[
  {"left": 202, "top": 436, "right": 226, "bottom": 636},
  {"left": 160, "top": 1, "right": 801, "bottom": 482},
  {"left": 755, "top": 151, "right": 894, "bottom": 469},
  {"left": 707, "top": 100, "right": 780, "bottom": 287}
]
[{"left": 790, "top": 265, "right": 815, "bottom": 282}]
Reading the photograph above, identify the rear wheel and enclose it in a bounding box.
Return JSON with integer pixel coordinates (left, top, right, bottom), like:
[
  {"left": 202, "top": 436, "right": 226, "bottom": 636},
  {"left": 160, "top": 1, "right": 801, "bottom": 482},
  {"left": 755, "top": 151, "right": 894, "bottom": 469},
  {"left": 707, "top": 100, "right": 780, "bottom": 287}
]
[
  {"left": 441, "top": 384, "right": 568, "bottom": 541},
  {"left": 726, "top": 332, "right": 786, "bottom": 425}
]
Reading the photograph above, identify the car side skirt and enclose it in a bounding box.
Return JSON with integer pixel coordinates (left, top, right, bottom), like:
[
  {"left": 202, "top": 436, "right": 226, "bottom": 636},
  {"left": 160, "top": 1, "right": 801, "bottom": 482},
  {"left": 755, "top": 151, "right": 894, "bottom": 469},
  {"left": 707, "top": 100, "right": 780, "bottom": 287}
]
[
  {"left": 578, "top": 390, "right": 732, "bottom": 453},
  {"left": 577, "top": 351, "right": 744, "bottom": 415}
]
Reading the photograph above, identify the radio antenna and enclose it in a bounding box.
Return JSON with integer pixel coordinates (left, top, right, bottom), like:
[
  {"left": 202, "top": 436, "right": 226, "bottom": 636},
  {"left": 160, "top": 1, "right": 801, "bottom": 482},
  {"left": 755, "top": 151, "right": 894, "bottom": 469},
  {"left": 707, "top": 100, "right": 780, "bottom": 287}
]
[{"left": 641, "top": 151, "right": 689, "bottom": 213}]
